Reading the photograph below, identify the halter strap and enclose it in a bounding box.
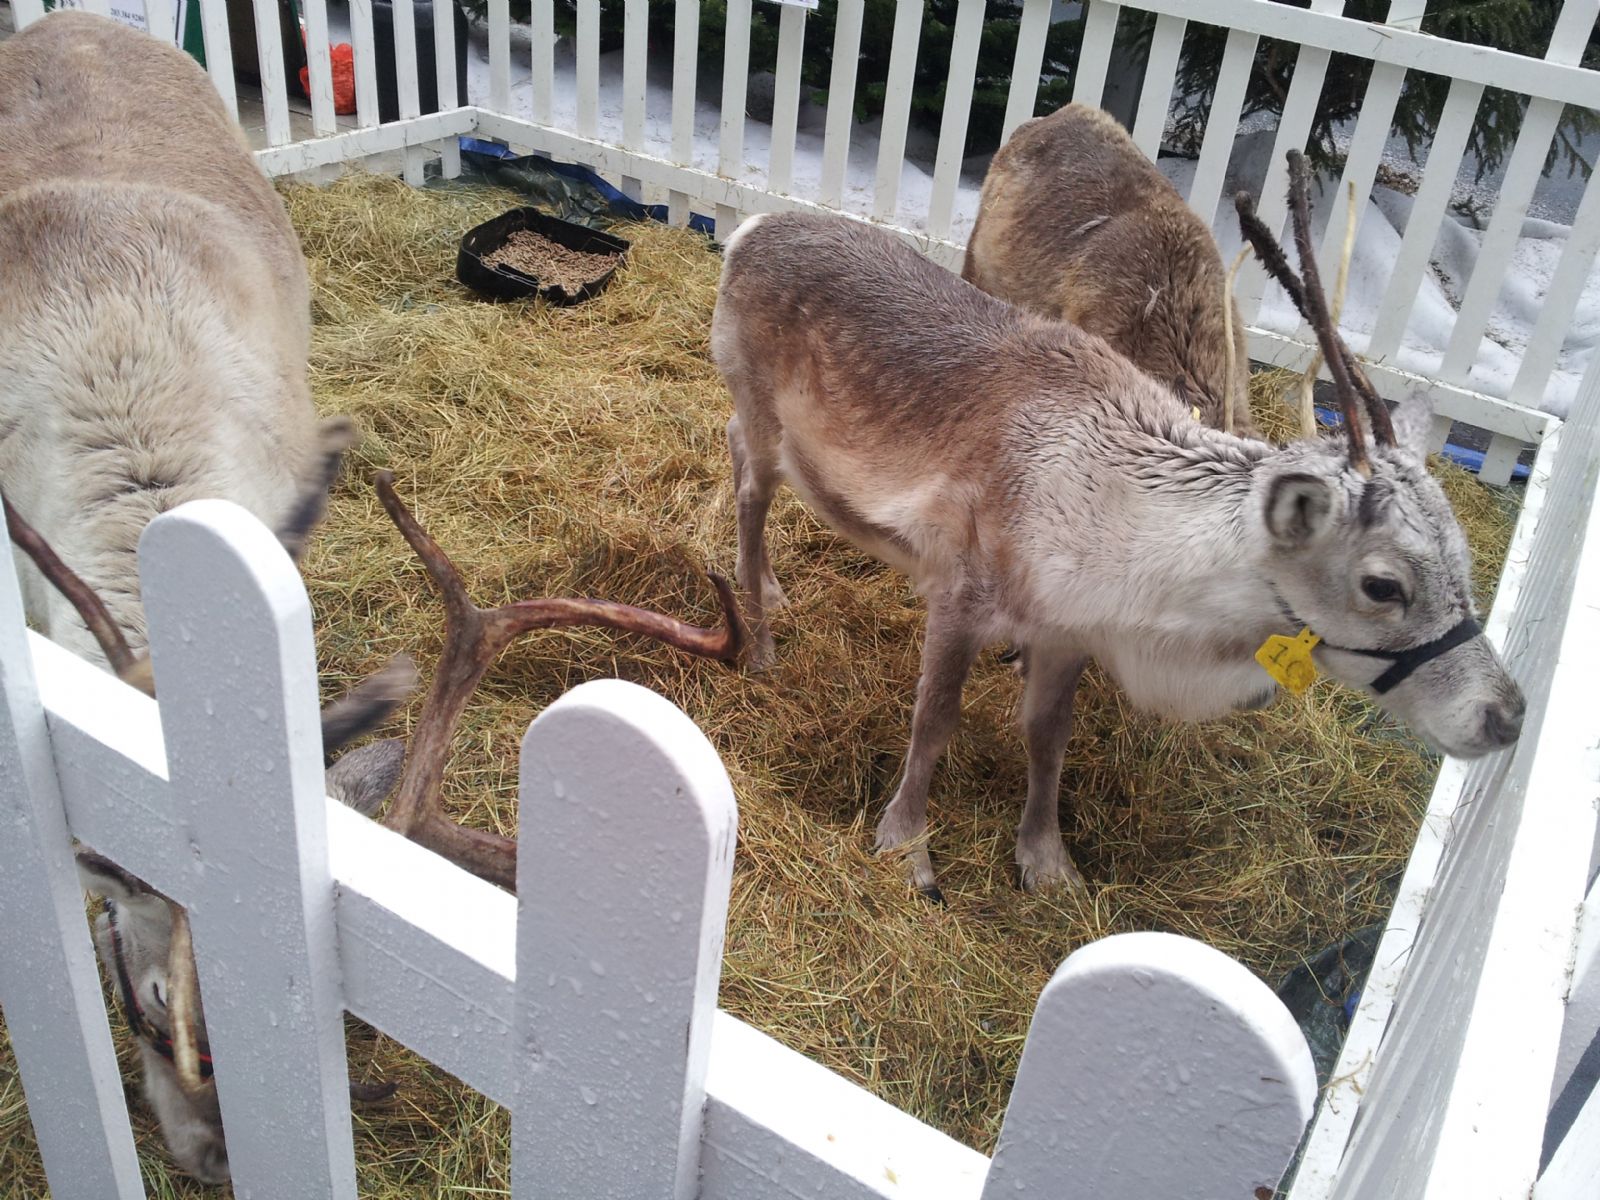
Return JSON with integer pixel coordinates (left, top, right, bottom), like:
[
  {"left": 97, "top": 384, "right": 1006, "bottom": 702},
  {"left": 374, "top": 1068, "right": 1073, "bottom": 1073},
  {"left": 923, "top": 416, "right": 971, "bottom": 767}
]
[
  {"left": 104, "top": 900, "right": 214, "bottom": 1080},
  {"left": 1270, "top": 592, "right": 1482, "bottom": 696}
]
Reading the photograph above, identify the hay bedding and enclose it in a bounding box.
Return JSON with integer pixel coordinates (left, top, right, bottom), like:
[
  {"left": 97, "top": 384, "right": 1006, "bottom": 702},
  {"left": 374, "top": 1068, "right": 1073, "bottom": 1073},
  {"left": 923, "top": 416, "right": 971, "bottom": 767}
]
[{"left": 0, "top": 173, "right": 1518, "bottom": 1195}]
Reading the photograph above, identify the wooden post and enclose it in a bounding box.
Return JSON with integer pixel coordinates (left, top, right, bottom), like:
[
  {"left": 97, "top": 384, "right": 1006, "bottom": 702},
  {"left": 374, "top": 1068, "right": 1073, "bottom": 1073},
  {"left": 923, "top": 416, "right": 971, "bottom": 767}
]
[{"left": 512, "top": 679, "right": 737, "bottom": 1198}]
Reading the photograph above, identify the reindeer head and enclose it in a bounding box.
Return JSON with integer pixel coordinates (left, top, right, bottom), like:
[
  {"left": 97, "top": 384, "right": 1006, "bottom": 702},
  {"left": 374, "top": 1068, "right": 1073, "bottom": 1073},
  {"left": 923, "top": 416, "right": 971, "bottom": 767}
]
[
  {"left": 1238, "top": 153, "right": 1525, "bottom": 759},
  {"left": 7, "top": 455, "right": 743, "bottom": 1184}
]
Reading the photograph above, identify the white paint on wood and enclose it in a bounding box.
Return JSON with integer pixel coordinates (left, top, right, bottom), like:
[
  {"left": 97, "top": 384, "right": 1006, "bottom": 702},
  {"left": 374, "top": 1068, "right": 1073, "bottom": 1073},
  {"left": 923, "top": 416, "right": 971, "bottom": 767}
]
[
  {"left": 767, "top": 2, "right": 807, "bottom": 196},
  {"left": 138, "top": 502, "right": 357, "bottom": 1198},
  {"left": 982, "top": 932, "right": 1316, "bottom": 1199},
  {"left": 1511, "top": 164, "right": 1600, "bottom": 407},
  {"left": 302, "top": 0, "right": 338, "bottom": 136},
  {"left": 872, "top": 0, "right": 924, "bottom": 224},
  {"left": 927, "top": 0, "right": 984, "bottom": 239},
  {"left": 1233, "top": 0, "right": 1343, "bottom": 325},
  {"left": 1071, "top": 0, "right": 1120, "bottom": 108},
  {"left": 0, "top": 520, "right": 144, "bottom": 1199},
  {"left": 432, "top": 0, "right": 459, "bottom": 117},
  {"left": 1367, "top": 77, "right": 1486, "bottom": 361},
  {"left": 819, "top": 0, "right": 865, "bottom": 208},
  {"left": 668, "top": 0, "right": 701, "bottom": 225},
  {"left": 1478, "top": 433, "right": 1523, "bottom": 488},
  {"left": 1186, "top": 26, "right": 1258, "bottom": 228},
  {"left": 250, "top": 0, "right": 292, "bottom": 146},
  {"left": 392, "top": 0, "right": 422, "bottom": 119},
  {"left": 491, "top": 0, "right": 513, "bottom": 114},
  {"left": 510, "top": 680, "right": 737, "bottom": 1200},
  {"left": 700, "top": 1010, "right": 990, "bottom": 1198},
  {"left": 348, "top": 0, "right": 381, "bottom": 128},
  {"left": 720, "top": 0, "right": 754, "bottom": 191},
  {"left": 1001, "top": 0, "right": 1051, "bottom": 143},
  {"left": 1129, "top": 13, "right": 1186, "bottom": 158},
  {"left": 10, "top": 0, "right": 47, "bottom": 29},
  {"left": 621, "top": 0, "right": 648, "bottom": 199},
  {"left": 196, "top": 0, "right": 238, "bottom": 119},
  {"left": 254, "top": 108, "right": 475, "bottom": 176},
  {"left": 531, "top": 0, "right": 556, "bottom": 123}
]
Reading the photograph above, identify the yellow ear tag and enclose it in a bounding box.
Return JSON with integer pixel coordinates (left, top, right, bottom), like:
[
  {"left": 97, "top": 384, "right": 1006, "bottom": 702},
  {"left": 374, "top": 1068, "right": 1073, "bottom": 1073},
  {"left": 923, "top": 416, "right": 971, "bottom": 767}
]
[
  {"left": 1191, "top": 405, "right": 1202, "bottom": 421},
  {"left": 1256, "top": 628, "right": 1322, "bottom": 695}
]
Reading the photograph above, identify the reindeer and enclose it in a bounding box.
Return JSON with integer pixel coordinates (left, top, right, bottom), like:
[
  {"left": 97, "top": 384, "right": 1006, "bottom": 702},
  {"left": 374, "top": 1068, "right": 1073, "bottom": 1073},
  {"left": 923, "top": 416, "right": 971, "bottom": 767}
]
[
  {"left": 962, "top": 103, "right": 1255, "bottom": 436},
  {"left": 712, "top": 151, "right": 1524, "bottom": 899},
  {"left": 9, "top": 475, "right": 742, "bottom": 1184},
  {"left": 0, "top": 12, "right": 742, "bottom": 1182}
]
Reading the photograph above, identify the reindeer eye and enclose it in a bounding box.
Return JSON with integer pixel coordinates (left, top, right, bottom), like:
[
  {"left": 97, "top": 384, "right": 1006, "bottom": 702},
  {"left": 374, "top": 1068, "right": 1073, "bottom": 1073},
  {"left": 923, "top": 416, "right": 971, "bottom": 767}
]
[{"left": 1361, "top": 576, "right": 1404, "bottom": 604}]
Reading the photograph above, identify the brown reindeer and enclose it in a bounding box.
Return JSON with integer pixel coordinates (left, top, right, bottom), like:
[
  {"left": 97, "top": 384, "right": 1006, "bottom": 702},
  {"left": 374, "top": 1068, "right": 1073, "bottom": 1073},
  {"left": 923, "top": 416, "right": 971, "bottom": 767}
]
[
  {"left": 712, "top": 153, "right": 1522, "bottom": 899},
  {"left": 962, "top": 103, "right": 1255, "bottom": 436}
]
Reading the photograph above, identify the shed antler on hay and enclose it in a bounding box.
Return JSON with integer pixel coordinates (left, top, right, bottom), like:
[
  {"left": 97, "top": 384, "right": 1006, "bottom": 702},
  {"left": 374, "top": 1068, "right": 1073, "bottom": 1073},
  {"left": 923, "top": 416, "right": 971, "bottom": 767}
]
[
  {"left": 1235, "top": 151, "right": 1397, "bottom": 472},
  {"left": 372, "top": 470, "right": 744, "bottom": 890}
]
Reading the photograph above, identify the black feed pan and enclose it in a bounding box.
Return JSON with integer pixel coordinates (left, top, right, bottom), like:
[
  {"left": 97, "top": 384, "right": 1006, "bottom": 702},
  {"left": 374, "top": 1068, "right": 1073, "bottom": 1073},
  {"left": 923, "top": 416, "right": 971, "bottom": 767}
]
[{"left": 457, "top": 208, "right": 629, "bottom": 305}]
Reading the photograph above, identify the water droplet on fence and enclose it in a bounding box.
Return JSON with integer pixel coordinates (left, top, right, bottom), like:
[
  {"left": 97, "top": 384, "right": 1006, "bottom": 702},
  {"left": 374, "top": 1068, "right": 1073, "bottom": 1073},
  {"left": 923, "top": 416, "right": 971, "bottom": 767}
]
[
  {"left": 552, "top": 779, "right": 565, "bottom": 800},
  {"left": 252, "top": 706, "right": 268, "bottom": 723},
  {"left": 567, "top": 977, "right": 584, "bottom": 997},
  {"left": 590, "top": 960, "right": 606, "bottom": 977},
  {"left": 1177, "top": 1063, "right": 1191, "bottom": 1084},
  {"left": 450, "top": 1025, "right": 461, "bottom": 1039},
  {"left": 579, "top": 1086, "right": 598, "bottom": 1106}
]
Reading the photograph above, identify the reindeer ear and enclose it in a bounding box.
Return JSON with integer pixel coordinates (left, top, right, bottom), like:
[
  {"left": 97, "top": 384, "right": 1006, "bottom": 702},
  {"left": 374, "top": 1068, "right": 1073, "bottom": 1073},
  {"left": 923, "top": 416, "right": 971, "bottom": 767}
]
[
  {"left": 326, "top": 737, "right": 406, "bottom": 817},
  {"left": 1391, "top": 387, "right": 1436, "bottom": 459},
  {"left": 1264, "top": 472, "right": 1338, "bottom": 547}
]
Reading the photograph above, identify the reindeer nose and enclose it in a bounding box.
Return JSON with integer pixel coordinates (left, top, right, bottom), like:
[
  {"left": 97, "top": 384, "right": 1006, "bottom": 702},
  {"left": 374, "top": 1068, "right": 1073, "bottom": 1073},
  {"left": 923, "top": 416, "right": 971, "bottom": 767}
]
[{"left": 1482, "top": 692, "right": 1526, "bottom": 749}]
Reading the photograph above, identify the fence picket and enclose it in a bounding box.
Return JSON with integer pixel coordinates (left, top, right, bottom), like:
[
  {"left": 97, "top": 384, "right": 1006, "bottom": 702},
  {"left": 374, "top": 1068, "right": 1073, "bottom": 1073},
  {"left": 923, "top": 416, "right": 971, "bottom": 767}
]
[
  {"left": 433, "top": 0, "right": 462, "bottom": 176},
  {"left": 1129, "top": 13, "right": 1186, "bottom": 157},
  {"left": 1186, "top": 26, "right": 1258, "bottom": 228},
  {"left": 1366, "top": 79, "right": 1487, "bottom": 361},
  {"left": 1536, "top": 1081, "right": 1600, "bottom": 1199},
  {"left": 999, "top": 0, "right": 1051, "bottom": 144},
  {"left": 873, "top": 0, "right": 924, "bottom": 224},
  {"left": 927, "top": 0, "right": 984, "bottom": 237},
  {"left": 393, "top": 0, "right": 427, "bottom": 183},
  {"left": 490, "top": 0, "right": 513, "bottom": 114},
  {"left": 0, "top": 520, "right": 144, "bottom": 1200},
  {"left": 139, "top": 502, "right": 357, "bottom": 1198},
  {"left": 819, "top": 0, "right": 866, "bottom": 208},
  {"left": 349, "top": 0, "right": 380, "bottom": 128},
  {"left": 249, "top": 0, "right": 293, "bottom": 146},
  {"left": 1072, "top": 0, "right": 1121, "bottom": 108},
  {"left": 301, "top": 0, "right": 337, "bottom": 137},
  {"left": 1546, "top": 873, "right": 1600, "bottom": 1151},
  {"left": 719, "top": 0, "right": 754, "bottom": 232},
  {"left": 767, "top": 2, "right": 808, "bottom": 195},
  {"left": 980, "top": 932, "right": 1316, "bottom": 1198},
  {"left": 1511, "top": 168, "right": 1600, "bottom": 408},
  {"left": 511, "top": 680, "right": 737, "bottom": 1199},
  {"left": 9, "top": 0, "right": 46, "bottom": 28},
  {"left": 622, "top": 0, "right": 649, "bottom": 200},
  {"left": 531, "top": 0, "right": 556, "bottom": 123},
  {"left": 196, "top": 0, "right": 239, "bottom": 120},
  {"left": 1233, "top": 0, "right": 1344, "bottom": 325},
  {"left": 669, "top": 0, "right": 702, "bottom": 224}
]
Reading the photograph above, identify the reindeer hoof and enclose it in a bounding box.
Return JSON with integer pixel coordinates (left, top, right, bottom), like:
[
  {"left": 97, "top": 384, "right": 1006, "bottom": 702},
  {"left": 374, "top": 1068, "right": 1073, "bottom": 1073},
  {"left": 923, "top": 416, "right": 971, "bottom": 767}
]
[
  {"left": 918, "top": 882, "right": 947, "bottom": 906},
  {"left": 1016, "top": 844, "right": 1088, "bottom": 895}
]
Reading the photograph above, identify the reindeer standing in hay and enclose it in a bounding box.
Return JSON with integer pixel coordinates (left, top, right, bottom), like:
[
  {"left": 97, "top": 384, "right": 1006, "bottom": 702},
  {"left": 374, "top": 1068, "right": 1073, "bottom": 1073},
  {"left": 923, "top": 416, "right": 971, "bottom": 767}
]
[
  {"left": 0, "top": 11, "right": 741, "bottom": 1183},
  {"left": 711, "top": 152, "right": 1524, "bottom": 899},
  {"left": 963, "top": 103, "right": 1256, "bottom": 437}
]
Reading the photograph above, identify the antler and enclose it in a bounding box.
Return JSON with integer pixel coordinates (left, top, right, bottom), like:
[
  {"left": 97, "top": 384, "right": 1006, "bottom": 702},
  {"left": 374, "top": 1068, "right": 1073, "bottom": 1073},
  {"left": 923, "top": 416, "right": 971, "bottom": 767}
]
[
  {"left": 2, "top": 495, "right": 153, "bottom": 692},
  {"left": 372, "top": 470, "right": 744, "bottom": 890},
  {"left": 1235, "top": 150, "right": 1396, "bottom": 470}
]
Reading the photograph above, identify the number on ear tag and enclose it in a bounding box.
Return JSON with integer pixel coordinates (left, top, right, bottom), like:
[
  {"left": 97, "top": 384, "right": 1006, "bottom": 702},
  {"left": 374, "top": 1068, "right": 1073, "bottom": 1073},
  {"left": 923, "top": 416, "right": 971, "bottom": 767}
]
[{"left": 1256, "top": 628, "right": 1322, "bottom": 695}]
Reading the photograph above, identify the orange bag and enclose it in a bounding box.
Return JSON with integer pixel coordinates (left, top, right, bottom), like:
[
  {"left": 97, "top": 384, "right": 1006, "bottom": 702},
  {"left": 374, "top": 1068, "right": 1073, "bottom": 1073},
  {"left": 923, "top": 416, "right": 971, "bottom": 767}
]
[{"left": 300, "top": 42, "right": 358, "bottom": 115}]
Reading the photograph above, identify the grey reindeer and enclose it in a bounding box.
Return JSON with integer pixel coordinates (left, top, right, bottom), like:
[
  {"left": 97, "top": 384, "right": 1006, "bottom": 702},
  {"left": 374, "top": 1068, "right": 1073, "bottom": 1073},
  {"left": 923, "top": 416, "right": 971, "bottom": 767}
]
[{"left": 710, "top": 151, "right": 1524, "bottom": 898}]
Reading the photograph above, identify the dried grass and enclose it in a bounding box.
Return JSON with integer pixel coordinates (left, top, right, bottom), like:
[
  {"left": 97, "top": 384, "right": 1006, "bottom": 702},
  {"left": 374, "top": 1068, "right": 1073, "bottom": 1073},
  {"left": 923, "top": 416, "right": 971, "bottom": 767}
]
[{"left": 0, "top": 173, "right": 1521, "bottom": 1194}]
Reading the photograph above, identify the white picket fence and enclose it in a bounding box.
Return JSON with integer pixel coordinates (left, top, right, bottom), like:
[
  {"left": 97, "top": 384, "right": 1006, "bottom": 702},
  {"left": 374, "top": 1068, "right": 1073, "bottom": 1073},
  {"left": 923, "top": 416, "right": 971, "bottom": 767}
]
[
  {"left": 1, "top": 0, "right": 1599, "bottom": 1196},
  {"left": 0, "top": 500, "right": 1325, "bottom": 1198}
]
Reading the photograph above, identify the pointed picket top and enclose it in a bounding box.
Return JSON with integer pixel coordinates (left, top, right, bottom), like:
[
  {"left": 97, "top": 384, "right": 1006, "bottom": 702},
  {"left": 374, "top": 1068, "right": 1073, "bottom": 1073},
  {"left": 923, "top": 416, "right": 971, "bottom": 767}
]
[
  {"left": 512, "top": 677, "right": 737, "bottom": 1200},
  {"left": 983, "top": 931, "right": 1316, "bottom": 1200}
]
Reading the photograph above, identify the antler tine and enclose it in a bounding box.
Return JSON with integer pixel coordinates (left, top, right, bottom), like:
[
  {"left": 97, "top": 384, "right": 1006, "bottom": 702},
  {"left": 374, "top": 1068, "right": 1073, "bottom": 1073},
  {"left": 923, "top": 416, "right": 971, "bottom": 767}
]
[
  {"left": 3, "top": 494, "right": 149, "bottom": 690},
  {"left": 372, "top": 470, "right": 745, "bottom": 889}
]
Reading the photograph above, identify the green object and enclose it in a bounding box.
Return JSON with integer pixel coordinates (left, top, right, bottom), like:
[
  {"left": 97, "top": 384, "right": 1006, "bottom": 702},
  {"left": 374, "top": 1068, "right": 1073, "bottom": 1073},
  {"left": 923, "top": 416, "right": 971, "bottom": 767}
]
[{"left": 42, "top": 0, "right": 208, "bottom": 67}]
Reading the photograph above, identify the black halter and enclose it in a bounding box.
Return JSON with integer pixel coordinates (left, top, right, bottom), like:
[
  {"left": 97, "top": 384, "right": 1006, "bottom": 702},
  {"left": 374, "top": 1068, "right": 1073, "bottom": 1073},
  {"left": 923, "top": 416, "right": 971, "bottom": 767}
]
[
  {"left": 1271, "top": 593, "right": 1483, "bottom": 695},
  {"left": 103, "top": 900, "right": 214, "bottom": 1081}
]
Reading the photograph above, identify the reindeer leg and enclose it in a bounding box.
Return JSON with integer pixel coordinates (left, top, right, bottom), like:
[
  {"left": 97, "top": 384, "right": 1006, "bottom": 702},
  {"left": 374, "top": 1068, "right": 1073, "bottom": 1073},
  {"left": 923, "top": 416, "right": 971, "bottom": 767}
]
[
  {"left": 728, "top": 415, "right": 784, "bottom": 668},
  {"left": 1015, "top": 647, "right": 1090, "bottom": 893},
  {"left": 875, "top": 601, "right": 981, "bottom": 900}
]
